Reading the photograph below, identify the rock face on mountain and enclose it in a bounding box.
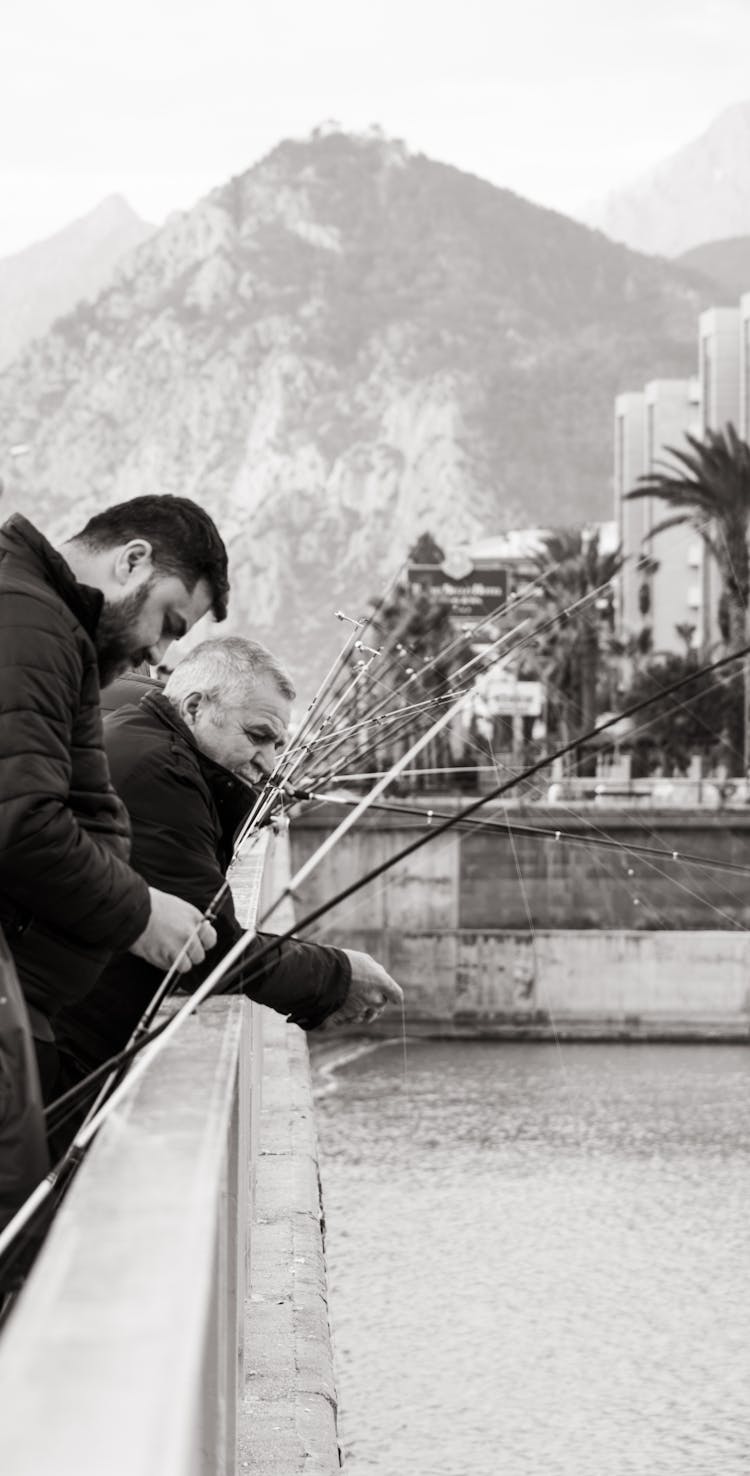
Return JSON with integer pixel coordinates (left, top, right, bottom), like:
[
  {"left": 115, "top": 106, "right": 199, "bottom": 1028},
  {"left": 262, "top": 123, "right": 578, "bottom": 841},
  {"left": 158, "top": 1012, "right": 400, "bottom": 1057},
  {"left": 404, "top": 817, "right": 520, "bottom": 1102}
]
[
  {"left": 580, "top": 102, "right": 750, "bottom": 257},
  {"left": 0, "top": 129, "right": 715, "bottom": 688},
  {"left": 0, "top": 195, "right": 153, "bottom": 370}
]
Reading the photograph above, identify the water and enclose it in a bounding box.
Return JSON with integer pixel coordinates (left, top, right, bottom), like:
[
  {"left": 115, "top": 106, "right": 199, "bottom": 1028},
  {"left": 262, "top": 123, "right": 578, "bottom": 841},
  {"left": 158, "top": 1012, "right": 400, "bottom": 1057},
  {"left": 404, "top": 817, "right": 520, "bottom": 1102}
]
[{"left": 313, "top": 1041, "right": 750, "bottom": 1475}]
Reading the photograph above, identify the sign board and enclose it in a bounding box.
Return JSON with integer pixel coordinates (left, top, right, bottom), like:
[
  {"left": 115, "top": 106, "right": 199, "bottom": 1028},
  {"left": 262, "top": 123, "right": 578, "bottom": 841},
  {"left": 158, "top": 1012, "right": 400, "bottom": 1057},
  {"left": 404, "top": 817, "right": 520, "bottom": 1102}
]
[
  {"left": 475, "top": 670, "right": 543, "bottom": 717},
  {"left": 408, "top": 560, "right": 508, "bottom": 624}
]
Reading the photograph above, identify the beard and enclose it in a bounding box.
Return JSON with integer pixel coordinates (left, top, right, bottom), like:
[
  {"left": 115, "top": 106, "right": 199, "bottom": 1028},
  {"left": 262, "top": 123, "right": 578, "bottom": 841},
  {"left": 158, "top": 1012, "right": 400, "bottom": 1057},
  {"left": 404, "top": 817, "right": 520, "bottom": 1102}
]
[{"left": 95, "top": 580, "right": 154, "bottom": 688}]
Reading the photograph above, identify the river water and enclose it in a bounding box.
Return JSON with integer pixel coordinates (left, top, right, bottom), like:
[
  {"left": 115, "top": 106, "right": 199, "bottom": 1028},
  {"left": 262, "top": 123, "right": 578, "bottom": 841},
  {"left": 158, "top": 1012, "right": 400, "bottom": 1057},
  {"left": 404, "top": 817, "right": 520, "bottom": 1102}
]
[{"left": 313, "top": 1041, "right": 750, "bottom": 1476}]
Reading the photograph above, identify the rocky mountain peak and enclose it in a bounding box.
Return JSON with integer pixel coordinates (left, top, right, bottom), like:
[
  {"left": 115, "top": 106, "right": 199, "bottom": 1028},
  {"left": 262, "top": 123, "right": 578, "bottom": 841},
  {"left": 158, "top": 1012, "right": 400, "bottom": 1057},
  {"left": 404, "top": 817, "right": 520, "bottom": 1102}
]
[
  {"left": 579, "top": 99, "right": 750, "bottom": 256},
  {"left": 0, "top": 194, "right": 154, "bottom": 370},
  {"left": 0, "top": 128, "right": 717, "bottom": 691}
]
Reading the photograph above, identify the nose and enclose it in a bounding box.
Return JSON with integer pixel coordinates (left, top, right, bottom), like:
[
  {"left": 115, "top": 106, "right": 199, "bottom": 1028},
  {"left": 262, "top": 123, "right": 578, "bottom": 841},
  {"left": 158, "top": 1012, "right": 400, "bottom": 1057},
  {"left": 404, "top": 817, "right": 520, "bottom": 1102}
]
[{"left": 255, "top": 741, "right": 277, "bottom": 778}]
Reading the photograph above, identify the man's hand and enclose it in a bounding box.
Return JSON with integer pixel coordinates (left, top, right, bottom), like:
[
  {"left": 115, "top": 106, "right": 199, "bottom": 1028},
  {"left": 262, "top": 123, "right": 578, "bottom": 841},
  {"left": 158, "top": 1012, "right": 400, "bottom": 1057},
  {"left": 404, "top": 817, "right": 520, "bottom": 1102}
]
[
  {"left": 321, "top": 950, "right": 403, "bottom": 1028},
  {"left": 129, "top": 887, "right": 217, "bottom": 974}
]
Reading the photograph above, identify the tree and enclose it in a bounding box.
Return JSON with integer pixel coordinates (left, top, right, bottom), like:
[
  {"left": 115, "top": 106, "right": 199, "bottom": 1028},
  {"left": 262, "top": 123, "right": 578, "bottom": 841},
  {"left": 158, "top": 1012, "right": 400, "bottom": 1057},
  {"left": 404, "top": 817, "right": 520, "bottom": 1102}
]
[
  {"left": 626, "top": 423, "right": 750, "bottom": 770},
  {"left": 408, "top": 531, "right": 445, "bottom": 566},
  {"left": 527, "top": 527, "right": 624, "bottom": 773},
  {"left": 620, "top": 650, "right": 742, "bottom": 778}
]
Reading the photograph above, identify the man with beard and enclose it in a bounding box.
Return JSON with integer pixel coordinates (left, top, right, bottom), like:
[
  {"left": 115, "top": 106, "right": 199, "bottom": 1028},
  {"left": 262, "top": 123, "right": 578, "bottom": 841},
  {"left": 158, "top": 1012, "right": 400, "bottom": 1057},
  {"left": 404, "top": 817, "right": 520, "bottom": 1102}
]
[{"left": 0, "top": 496, "right": 227, "bottom": 1246}]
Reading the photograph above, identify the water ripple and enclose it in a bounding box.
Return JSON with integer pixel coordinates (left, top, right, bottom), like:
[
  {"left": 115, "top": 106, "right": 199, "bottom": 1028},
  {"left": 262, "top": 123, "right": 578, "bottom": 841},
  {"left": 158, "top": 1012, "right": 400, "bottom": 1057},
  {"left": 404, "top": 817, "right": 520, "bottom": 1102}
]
[{"left": 314, "top": 1042, "right": 750, "bottom": 1476}]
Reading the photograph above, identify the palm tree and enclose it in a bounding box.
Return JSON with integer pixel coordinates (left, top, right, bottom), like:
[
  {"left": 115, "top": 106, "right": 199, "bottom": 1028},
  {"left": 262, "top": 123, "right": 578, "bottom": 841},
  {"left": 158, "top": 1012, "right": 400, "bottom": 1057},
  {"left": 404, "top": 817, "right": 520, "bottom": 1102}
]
[
  {"left": 626, "top": 423, "right": 750, "bottom": 651},
  {"left": 528, "top": 527, "right": 624, "bottom": 773},
  {"left": 625, "top": 422, "right": 750, "bottom": 770}
]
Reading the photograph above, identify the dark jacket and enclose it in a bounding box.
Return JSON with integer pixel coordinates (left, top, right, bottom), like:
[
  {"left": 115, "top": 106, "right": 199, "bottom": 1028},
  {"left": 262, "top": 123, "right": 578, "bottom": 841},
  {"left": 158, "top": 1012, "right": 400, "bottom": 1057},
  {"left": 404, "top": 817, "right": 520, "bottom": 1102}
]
[
  {"left": 0, "top": 516, "right": 151, "bottom": 1026},
  {"left": 54, "top": 690, "right": 350, "bottom": 1072}
]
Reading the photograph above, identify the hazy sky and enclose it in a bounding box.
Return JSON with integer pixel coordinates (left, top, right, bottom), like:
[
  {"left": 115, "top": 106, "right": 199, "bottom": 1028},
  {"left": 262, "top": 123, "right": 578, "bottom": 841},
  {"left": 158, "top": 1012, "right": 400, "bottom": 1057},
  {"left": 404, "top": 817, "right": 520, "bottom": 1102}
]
[{"left": 2, "top": 0, "right": 749, "bottom": 256}]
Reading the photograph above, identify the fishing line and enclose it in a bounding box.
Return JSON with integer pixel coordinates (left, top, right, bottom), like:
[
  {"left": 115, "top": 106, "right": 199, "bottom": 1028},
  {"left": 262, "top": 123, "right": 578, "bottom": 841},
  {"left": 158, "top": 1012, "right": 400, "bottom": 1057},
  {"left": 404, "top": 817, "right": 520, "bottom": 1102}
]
[
  {"left": 305, "top": 577, "right": 628, "bottom": 792},
  {"left": 1, "top": 686, "right": 479, "bottom": 1267},
  {"left": 24, "top": 635, "right": 750, "bottom": 1271}
]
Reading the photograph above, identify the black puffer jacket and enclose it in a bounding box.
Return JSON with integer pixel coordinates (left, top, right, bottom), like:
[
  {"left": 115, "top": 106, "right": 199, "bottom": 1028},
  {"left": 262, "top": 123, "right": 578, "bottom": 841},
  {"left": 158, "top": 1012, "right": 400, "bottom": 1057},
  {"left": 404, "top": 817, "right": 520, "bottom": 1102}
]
[
  {"left": 0, "top": 516, "right": 151, "bottom": 1023},
  {"left": 54, "top": 689, "right": 350, "bottom": 1072}
]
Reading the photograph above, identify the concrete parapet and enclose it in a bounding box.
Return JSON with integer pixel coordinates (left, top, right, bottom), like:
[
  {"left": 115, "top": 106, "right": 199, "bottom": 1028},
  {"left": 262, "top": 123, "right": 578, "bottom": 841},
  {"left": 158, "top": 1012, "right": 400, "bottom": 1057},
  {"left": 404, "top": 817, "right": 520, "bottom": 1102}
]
[
  {"left": 0, "top": 997, "right": 252, "bottom": 1476},
  {"left": 239, "top": 1008, "right": 339, "bottom": 1474}
]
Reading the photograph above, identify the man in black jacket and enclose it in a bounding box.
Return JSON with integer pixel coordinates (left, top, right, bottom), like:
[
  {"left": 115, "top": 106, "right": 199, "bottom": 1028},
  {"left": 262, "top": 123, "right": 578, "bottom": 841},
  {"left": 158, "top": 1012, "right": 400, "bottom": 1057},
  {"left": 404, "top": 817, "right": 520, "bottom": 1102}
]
[
  {"left": 53, "top": 637, "right": 402, "bottom": 1114},
  {"left": 0, "top": 496, "right": 229, "bottom": 1239}
]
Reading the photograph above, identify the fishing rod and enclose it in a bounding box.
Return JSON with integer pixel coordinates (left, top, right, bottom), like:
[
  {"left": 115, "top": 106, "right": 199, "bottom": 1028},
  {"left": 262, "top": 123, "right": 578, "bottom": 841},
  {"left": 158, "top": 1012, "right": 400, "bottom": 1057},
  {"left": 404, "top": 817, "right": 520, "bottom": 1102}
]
[
  {"left": 36, "top": 633, "right": 750, "bottom": 1176},
  {"left": 302, "top": 578, "right": 618, "bottom": 791},
  {"left": 296, "top": 559, "right": 562, "bottom": 776},
  {"left": 0, "top": 678, "right": 475, "bottom": 1271},
  {"left": 290, "top": 790, "right": 750, "bottom": 880},
  {"left": 216, "top": 634, "right": 750, "bottom": 986},
  {"left": 230, "top": 618, "right": 365, "bottom": 845},
  {"left": 325, "top": 652, "right": 746, "bottom": 787},
  {"left": 67, "top": 535, "right": 732, "bottom": 1051},
  {"left": 311, "top": 516, "right": 712, "bottom": 793},
  {"left": 231, "top": 563, "right": 410, "bottom": 843},
  {"left": 304, "top": 557, "right": 625, "bottom": 785},
  {"left": 26, "top": 634, "right": 750, "bottom": 1222},
  {"left": 0, "top": 573, "right": 657, "bottom": 1274}
]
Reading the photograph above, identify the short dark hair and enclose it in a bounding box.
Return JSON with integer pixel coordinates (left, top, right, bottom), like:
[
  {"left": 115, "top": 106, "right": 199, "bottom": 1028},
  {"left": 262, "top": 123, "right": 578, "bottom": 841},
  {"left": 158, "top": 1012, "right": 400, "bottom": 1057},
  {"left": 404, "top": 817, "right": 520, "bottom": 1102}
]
[{"left": 75, "top": 495, "right": 229, "bottom": 621}]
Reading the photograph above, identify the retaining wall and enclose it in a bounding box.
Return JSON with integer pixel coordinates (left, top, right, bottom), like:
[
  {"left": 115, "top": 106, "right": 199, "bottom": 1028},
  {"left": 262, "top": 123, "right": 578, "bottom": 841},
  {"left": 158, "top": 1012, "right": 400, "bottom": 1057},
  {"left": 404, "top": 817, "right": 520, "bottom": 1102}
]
[{"left": 291, "top": 804, "right": 750, "bottom": 1036}]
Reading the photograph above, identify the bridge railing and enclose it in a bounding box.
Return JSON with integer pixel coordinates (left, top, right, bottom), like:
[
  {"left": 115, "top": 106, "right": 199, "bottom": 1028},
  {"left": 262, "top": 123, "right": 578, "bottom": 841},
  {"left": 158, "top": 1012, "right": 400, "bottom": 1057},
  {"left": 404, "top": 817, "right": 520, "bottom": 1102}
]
[
  {"left": 0, "top": 830, "right": 274, "bottom": 1476},
  {"left": 0, "top": 996, "right": 261, "bottom": 1476}
]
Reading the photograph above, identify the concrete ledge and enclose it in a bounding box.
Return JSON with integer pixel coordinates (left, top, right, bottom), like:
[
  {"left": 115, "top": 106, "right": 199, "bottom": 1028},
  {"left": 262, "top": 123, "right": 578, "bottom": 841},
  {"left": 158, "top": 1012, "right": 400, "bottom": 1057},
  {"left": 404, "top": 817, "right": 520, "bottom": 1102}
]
[
  {"left": 0, "top": 998, "right": 250, "bottom": 1476},
  {"left": 239, "top": 1009, "right": 339, "bottom": 1475}
]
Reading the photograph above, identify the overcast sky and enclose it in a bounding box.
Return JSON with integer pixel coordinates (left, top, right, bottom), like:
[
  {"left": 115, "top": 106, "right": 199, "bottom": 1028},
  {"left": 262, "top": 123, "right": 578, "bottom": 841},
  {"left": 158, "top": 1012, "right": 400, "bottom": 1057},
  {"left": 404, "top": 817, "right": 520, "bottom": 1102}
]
[{"left": 2, "top": 0, "right": 749, "bottom": 256}]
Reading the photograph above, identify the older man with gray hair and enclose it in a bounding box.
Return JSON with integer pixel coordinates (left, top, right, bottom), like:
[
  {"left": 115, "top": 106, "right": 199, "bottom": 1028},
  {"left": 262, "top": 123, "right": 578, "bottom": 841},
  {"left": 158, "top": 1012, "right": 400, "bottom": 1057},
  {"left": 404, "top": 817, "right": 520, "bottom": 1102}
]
[{"left": 49, "top": 637, "right": 402, "bottom": 1120}]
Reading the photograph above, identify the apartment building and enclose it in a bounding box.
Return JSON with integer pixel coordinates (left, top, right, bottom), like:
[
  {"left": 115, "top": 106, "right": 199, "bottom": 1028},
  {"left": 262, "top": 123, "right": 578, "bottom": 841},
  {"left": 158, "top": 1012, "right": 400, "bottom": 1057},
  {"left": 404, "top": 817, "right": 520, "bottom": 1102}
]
[
  {"left": 615, "top": 379, "right": 706, "bottom": 652},
  {"left": 615, "top": 290, "right": 750, "bottom": 656}
]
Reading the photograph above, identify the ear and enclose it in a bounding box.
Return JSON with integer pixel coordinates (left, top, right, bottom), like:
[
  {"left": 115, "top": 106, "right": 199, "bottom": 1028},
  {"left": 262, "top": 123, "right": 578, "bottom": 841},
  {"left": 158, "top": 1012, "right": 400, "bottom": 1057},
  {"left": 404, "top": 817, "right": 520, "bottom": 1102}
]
[
  {"left": 112, "top": 539, "right": 154, "bottom": 587},
  {"left": 181, "top": 690, "right": 204, "bottom": 726}
]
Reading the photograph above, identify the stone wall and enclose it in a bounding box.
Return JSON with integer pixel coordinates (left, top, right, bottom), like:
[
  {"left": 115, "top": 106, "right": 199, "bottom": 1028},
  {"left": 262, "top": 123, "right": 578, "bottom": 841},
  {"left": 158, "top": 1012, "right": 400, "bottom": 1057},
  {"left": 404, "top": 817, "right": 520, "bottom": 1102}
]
[
  {"left": 291, "top": 803, "right": 750, "bottom": 932},
  {"left": 290, "top": 804, "right": 750, "bottom": 1036}
]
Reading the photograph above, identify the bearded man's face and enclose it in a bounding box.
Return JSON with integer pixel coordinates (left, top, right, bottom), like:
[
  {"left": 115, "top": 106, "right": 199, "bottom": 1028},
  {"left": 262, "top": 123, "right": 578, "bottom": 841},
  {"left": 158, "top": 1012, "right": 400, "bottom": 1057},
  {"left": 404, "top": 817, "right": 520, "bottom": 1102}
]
[
  {"left": 94, "top": 571, "right": 213, "bottom": 687},
  {"left": 95, "top": 581, "right": 155, "bottom": 687}
]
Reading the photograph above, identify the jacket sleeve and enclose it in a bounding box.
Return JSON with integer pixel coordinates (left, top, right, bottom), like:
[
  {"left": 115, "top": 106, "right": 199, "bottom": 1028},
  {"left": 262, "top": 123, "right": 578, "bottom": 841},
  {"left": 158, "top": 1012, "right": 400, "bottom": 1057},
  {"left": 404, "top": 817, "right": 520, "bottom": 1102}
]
[
  {"left": 0, "top": 591, "right": 150, "bottom": 950},
  {"left": 121, "top": 753, "right": 351, "bottom": 1029}
]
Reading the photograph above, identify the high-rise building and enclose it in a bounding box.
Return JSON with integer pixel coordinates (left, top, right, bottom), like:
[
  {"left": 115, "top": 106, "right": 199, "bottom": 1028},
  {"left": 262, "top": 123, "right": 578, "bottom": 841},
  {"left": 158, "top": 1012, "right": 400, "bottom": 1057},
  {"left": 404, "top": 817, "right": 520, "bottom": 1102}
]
[
  {"left": 614, "top": 379, "right": 709, "bottom": 654},
  {"left": 698, "top": 306, "right": 741, "bottom": 432},
  {"left": 643, "top": 379, "right": 707, "bottom": 653},
  {"left": 614, "top": 391, "right": 646, "bottom": 634}
]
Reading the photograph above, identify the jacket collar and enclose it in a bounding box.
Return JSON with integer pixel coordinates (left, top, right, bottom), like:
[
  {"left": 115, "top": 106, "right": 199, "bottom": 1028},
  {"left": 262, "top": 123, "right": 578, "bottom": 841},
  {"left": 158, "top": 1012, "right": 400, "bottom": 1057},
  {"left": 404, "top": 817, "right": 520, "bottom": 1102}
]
[
  {"left": 0, "top": 514, "right": 104, "bottom": 637},
  {"left": 141, "top": 689, "right": 258, "bottom": 841}
]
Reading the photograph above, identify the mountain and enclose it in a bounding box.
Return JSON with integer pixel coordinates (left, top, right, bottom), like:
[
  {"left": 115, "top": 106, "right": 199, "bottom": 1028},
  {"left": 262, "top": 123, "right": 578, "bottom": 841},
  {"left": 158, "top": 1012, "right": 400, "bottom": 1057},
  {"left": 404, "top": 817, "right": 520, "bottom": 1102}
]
[
  {"left": 579, "top": 102, "right": 750, "bottom": 257},
  {"left": 0, "top": 129, "right": 716, "bottom": 690},
  {"left": 675, "top": 236, "right": 750, "bottom": 303},
  {"left": 0, "top": 196, "right": 154, "bottom": 369}
]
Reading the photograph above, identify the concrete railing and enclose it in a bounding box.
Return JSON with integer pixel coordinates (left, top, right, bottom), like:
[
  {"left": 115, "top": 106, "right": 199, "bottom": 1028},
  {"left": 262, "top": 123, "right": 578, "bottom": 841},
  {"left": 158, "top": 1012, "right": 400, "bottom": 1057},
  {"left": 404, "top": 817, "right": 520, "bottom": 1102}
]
[
  {"left": 0, "top": 826, "right": 341, "bottom": 1476},
  {"left": 0, "top": 994, "right": 260, "bottom": 1476}
]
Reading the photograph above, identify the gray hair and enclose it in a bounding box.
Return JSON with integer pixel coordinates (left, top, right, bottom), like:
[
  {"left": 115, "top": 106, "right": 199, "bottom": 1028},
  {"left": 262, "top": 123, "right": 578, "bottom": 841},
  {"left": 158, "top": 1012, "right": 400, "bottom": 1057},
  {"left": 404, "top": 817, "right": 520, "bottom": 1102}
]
[{"left": 163, "top": 636, "right": 295, "bottom": 716}]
